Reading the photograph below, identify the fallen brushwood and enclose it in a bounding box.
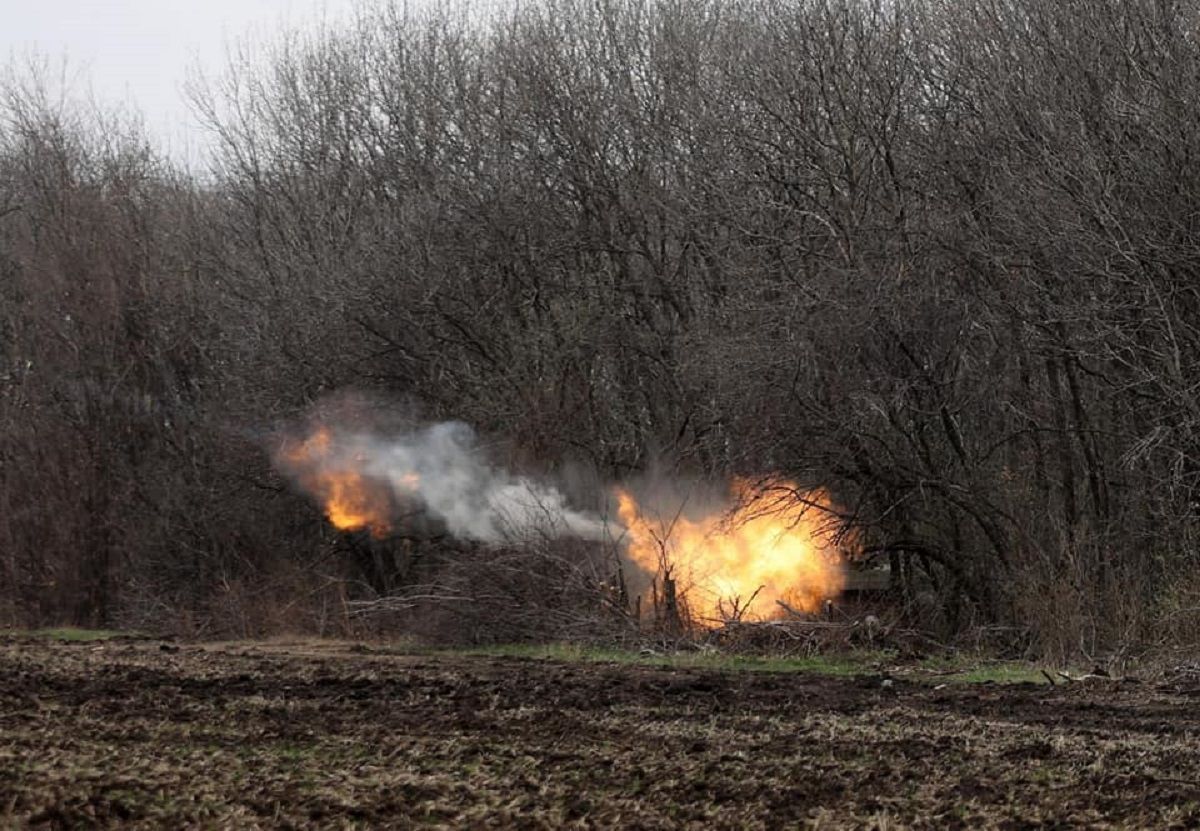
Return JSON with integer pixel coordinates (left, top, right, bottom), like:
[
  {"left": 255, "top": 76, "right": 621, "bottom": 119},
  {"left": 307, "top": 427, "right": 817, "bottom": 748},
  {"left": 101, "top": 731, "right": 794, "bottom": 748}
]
[
  {"left": 704, "top": 619, "right": 856, "bottom": 655},
  {"left": 1057, "top": 669, "right": 1120, "bottom": 683}
]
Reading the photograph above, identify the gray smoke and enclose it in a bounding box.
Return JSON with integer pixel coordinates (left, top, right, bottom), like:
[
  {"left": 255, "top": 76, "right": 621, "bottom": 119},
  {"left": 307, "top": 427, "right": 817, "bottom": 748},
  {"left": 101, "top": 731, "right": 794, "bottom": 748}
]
[{"left": 278, "top": 418, "right": 611, "bottom": 543}]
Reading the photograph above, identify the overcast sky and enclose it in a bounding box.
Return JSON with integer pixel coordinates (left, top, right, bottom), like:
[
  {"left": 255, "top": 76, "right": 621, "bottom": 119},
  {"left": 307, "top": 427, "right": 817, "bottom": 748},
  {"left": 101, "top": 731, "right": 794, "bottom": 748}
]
[{"left": 2, "top": 0, "right": 362, "bottom": 164}]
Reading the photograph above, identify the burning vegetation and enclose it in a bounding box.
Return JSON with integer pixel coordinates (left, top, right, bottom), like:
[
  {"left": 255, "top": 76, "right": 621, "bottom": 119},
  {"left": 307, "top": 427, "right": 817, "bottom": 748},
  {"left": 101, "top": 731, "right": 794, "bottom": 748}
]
[
  {"left": 616, "top": 482, "right": 846, "bottom": 625},
  {"left": 277, "top": 427, "right": 405, "bottom": 539},
  {"left": 277, "top": 418, "right": 849, "bottom": 629}
]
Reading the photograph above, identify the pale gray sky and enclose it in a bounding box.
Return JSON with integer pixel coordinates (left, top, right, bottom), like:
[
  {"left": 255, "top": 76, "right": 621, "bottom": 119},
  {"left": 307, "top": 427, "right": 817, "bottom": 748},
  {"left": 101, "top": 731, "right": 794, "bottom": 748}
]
[{"left": 2, "top": 0, "right": 362, "bottom": 164}]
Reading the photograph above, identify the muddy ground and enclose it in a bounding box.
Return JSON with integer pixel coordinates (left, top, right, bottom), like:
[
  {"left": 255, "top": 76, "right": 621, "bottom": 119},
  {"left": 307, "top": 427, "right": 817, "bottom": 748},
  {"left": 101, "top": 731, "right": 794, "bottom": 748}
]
[{"left": 2, "top": 636, "right": 1200, "bottom": 829}]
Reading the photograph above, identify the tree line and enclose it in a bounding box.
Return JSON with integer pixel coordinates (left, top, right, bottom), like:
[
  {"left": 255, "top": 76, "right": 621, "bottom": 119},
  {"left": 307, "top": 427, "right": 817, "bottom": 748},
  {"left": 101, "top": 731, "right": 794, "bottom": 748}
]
[{"left": 3, "top": 0, "right": 1199, "bottom": 655}]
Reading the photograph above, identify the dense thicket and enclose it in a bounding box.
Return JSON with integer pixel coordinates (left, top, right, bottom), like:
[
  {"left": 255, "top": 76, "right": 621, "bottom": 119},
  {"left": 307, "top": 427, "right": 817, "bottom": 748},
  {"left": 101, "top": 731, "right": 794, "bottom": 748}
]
[{"left": 4, "top": 0, "right": 1200, "bottom": 654}]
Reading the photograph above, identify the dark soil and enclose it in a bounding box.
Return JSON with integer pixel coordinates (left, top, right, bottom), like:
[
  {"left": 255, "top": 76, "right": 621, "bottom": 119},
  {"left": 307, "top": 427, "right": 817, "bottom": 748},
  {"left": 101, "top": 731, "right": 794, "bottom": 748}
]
[{"left": 2, "top": 636, "right": 1199, "bottom": 828}]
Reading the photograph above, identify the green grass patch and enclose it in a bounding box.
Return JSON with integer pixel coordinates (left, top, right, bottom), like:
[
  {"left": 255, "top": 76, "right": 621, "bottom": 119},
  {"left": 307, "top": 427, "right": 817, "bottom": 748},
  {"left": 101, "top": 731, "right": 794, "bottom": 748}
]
[
  {"left": 943, "top": 664, "right": 1050, "bottom": 684},
  {"left": 911, "top": 655, "right": 1054, "bottom": 685},
  {"left": 21, "top": 627, "right": 136, "bottom": 642},
  {"left": 445, "top": 642, "right": 891, "bottom": 676},
  {"left": 440, "top": 642, "right": 1057, "bottom": 684}
]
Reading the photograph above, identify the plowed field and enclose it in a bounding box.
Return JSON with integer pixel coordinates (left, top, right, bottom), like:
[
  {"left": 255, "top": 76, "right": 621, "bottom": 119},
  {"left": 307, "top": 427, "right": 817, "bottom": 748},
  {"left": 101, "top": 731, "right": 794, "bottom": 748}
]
[{"left": 3, "top": 636, "right": 1199, "bottom": 828}]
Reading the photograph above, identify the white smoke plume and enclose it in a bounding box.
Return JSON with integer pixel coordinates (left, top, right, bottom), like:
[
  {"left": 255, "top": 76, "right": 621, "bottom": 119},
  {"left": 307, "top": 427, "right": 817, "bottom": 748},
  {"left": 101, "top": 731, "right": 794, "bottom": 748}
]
[{"left": 275, "top": 413, "right": 611, "bottom": 544}]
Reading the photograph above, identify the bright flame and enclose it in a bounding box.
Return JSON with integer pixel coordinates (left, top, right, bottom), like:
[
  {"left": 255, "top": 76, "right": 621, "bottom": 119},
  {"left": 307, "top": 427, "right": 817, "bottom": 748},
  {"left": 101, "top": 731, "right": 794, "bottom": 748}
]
[
  {"left": 279, "top": 427, "right": 406, "bottom": 538},
  {"left": 616, "top": 479, "right": 846, "bottom": 624}
]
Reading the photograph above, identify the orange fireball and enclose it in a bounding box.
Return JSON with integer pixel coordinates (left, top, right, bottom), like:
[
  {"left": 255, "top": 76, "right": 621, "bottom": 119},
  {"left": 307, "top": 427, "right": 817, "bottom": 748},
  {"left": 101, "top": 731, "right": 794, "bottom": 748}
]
[
  {"left": 616, "top": 479, "right": 845, "bottom": 624},
  {"left": 278, "top": 427, "right": 397, "bottom": 538}
]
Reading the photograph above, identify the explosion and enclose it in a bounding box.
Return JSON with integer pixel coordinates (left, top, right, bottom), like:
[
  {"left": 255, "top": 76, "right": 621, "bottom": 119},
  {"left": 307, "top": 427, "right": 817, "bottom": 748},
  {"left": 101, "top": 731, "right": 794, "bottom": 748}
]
[
  {"left": 274, "top": 418, "right": 607, "bottom": 542},
  {"left": 275, "top": 408, "right": 847, "bottom": 626},
  {"left": 277, "top": 427, "right": 407, "bottom": 539},
  {"left": 616, "top": 480, "right": 846, "bottom": 624}
]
